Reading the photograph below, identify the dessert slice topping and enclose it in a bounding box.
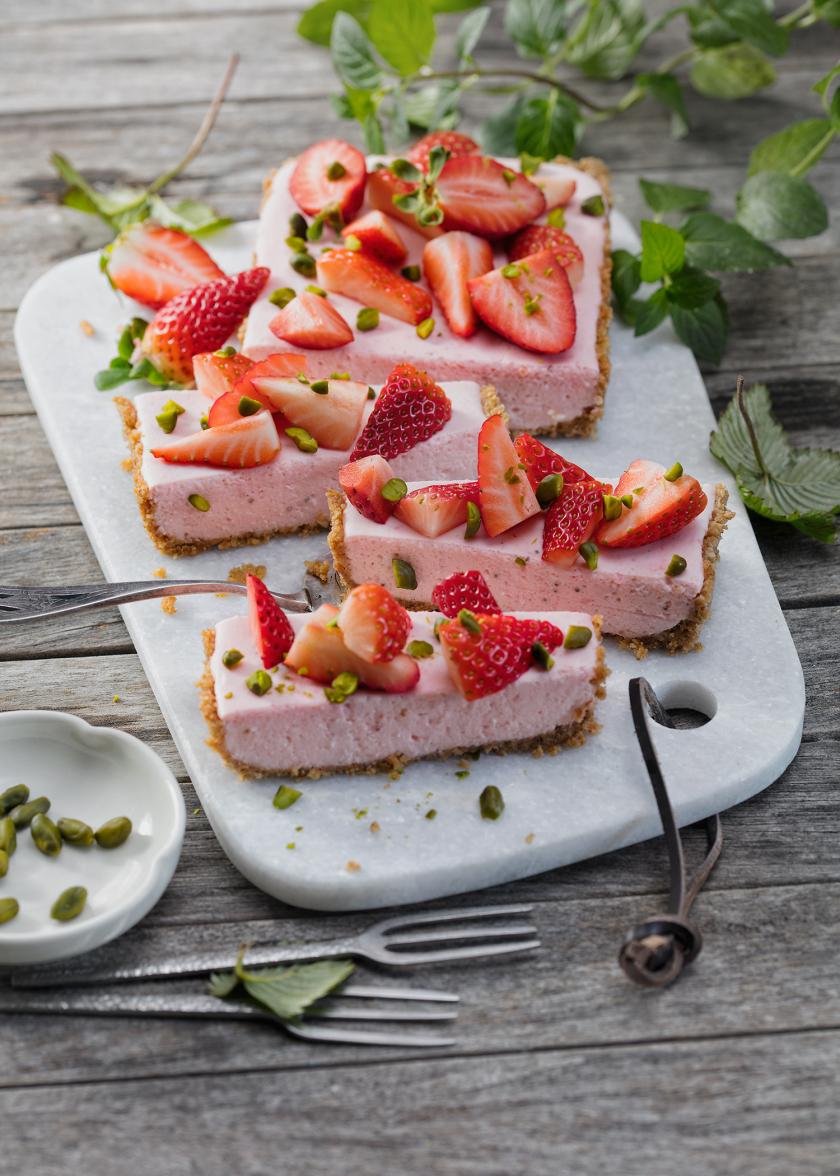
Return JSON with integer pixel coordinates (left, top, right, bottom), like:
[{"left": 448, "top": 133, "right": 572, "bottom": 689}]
[
  {"left": 430, "top": 570, "right": 501, "bottom": 618},
  {"left": 269, "top": 289, "right": 354, "bottom": 349},
  {"left": 476, "top": 413, "right": 541, "bottom": 538},
  {"left": 193, "top": 349, "right": 256, "bottom": 400},
  {"left": 284, "top": 603, "right": 419, "bottom": 694},
  {"left": 439, "top": 611, "right": 564, "bottom": 701},
  {"left": 394, "top": 481, "right": 480, "bottom": 538},
  {"left": 542, "top": 480, "right": 606, "bottom": 568},
  {"left": 151, "top": 410, "right": 280, "bottom": 469},
  {"left": 596, "top": 459, "right": 708, "bottom": 548},
  {"left": 339, "top": 455, "right": 399, "bottom": 524},
  {"left": 247, "top": 374, "right": 369, "bottom": 450},
  {"left": 317, "top": 249, "right": 433, "bottom": 326},
  {"left": 336, "top": 583, "right": 412, "bottom": 663},
  {"left": 507, "top": 225, "right": 584, "bottom": 286},
  {"left": 422, "top": 231, "right": 494, "bottom": 339},
  {"left": 289, "top": 139, "right": 366, "bottom": 223},
  {"left": 468, "top": 249, "right": 577, "bottom": 355},
  {"left": 341, "top": 210, "right": 408, "bottom": 265},
  {"left": 350, "top": 364, "right": 452, "bottom": 462},
  {"left": 247, "top": 574, "right": 294, "bottom": 669},
  {"left": 102, "top": 223, "right": 225, "bottom": 310}
]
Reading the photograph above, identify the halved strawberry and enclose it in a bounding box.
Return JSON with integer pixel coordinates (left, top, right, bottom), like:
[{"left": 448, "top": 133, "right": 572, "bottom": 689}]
[
  {"left": 206, "top": 386, "right": 276, "bottom": 428},
  {"left": 439, "top": 612, "right": 562, "bottom": 701},
  {"left": 394, "top": 481, "right": 479, "bottom": 538},
  {"left": 468, "top": 249, "right": 576, "bottom": 354},
  {"left": 337, "top": 583, "right": 411, "bottom": 663},
  {"left": 269, "top": 290, "right": 354, "bottom": 349},
  {"left": 317, "top": 249, "right": 433, "bottom": 326},
  {"left": 535, "top": 174, "right": 576, "bottom": 210},
  {"left": 103, "top": 223, "right": 225, "bottom": 310},
  {"left": 289, "top": 139, "right": 366, "bottom": 221},
  {"left": 431, "top": 570, "right": 501, "bottom": 618},
  {"left": 476, "top": 413, "right": 540, "bottom": 538},
  {"left": 596, "top": 461, "right": 707, "bottom": 548},
  {"left": 247, "top": 574, "right": 294, "bottom": 668},
  {"left": 151, "top": 411, "right": 280, "bottom": 468},
  {"left": 513, "top": 433, "right": 594, "bottom": 491},
  {"left": 285, "top": 603, "right": 419, "bottom": 693},
  {"left": 233, "top": 352, "right": 308, "bottom": 397},
  {"left": 193, "top": 350, "right": 256, "bottom": 401},
  {"left": 507, "top": 226, "right": 584, "bottom": 286},
  {"left": 339, "top": 455, "right": 398, "bottom": 524},
  {"left": 350, "top": 364, "right": 451, "bottom": 462},
  {"left": 542, "top": 480, "right": 605, "bottom": 567},
  {"left": 342, "top": 211, "right": 408, "bottom": 265},
  {"left": 141, "top": 267, "right": 270, "bottom": 385},
  {"left": 247, "top": 375, "right": 368, "bottom": 450},
  {"left": 367, "top": 167, "right": 443, "bottom": 240},
  {"left": 437, "top": 156, "right": 545, "bottom": 239},
  {"left": 422, "top": 231, "right": 494, "bottom": 338},
  {"left": 407, "top": 130, "right": 479, "bottom": 172}
]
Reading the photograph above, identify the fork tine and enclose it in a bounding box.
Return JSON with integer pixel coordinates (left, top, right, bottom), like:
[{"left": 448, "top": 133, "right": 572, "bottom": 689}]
[
  {"left": 384, "top": 922, "right": 536, "bottom": 949},
  {"left": 310, "top": 1003, "right": 458, "bottom": 1022},
  {"left": 375, "top": 939, "right": 541, "bottom": 967},
  {"left": 287, "top": 1021, "right": 455, "bottom": 1047},
  {"left": 371, "top": 903, "right": 534, "bottom": 934},
  {"left": 341, "top": 983, "right": 459, "bottom": 1002}
]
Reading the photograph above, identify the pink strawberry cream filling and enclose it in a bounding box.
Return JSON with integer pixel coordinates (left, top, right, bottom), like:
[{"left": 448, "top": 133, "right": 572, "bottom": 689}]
[
  {"left": 338, "top": 481, "right": 716, "bottom": 640},
  {"left": 132, "top": 382, "right": 488, "bottom": 545},
  {"left": 210, "top": 610, "right": 600, "bottom": 774},
  {"left": 244, "top": 158, "right": 607, "bottom": 432}
]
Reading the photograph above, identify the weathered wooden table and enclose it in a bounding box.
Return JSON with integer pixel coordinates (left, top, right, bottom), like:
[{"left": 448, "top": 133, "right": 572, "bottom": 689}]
[{"left": 1, "top": 4, "right": 838, "bottom": 1172}]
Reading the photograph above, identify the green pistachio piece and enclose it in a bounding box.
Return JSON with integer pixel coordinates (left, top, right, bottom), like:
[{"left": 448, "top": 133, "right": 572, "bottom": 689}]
[
  {"left": 285, "top": 426, "right": 318, "bottom": 454},
  {"left": 464, "top": 501, "right": 481, "bottom": 539},
  {"left": 296, "top": 373, "right": 310, "bottom": 384},
  {"left": 564, "top": 625, "right": 592, "bottom": 650},
  {"left": 547, "top": 207, "right": 566, "bottom": 228},
  {"left": 94, "top": 816, "right": 133, "bottom": 849},
  {"left": 407, "top": 640, "right": 434, "bottom": 659},
  {"left": 306, "top": 285, "right": 327, "bottom": 298},
  {"left": 0, "top": 848, "right": 7, "bottom": 878},
  {"left": 581, "top": 194, "right": 605, "bottom": 216},
  {"left": 416, "top": 317, "right": 435, "bottom": 339},
  {"left": 401, "top": 265, "right": 421, "bottom": 282},
  {"left": 330, "top": 371, "right": 350, "bottom": 380},
  {"left": 51, "top": 886, "right": 87, "bottom": 922},
  {"left": 310, "top": 380, "right": 329, "bottom": 395},
  {"left": 602, "top": 493, "right": 622, "bottom": 521},
  {"left": 503, "top": 466, "right": 520, "bottom": 485},
  {"left": 31, "top": 812, "right": 62, "bottom": 857},
  {"left": 392, "top": 557, "right": 417, "bottom": 590},
  {"left": 501, "top": 263, "right": 522, "bottom": 279},
  {"left": 579, "top": 541, "right": 599, "bottom": 570},
  {"left": 10, "top": 796, "right": 50, "bottom": 829},
  {"left": 382, "top": 478, "right": 408, "bottom": 503},
  {"left": 268, "top": 287, "right": 296, "bottom": 308},
  {"left": 0, "top": 783, "right": 29, "bottom": 815},
  {"left": 222, "top": 648, "right": 244, "bottom": 668},
  {"left": 0, "top": 897, "right": 19, "bottom": 924},
  {"left": 367, "top": 387, "right": 376, "bottom": 399},
  {"left": 344, "top": 233, "right": 361, "bottom": 251},
  {"left": 501, "top": 168, "right": 516, "bottom": 186},
  {"left": 289, "top": 211, "right": 307, "bottom": 239},
  {"left": 479, "top": 785, "right": 505, "bottom": 821},
  {"left": 199, "top": 414, "right": 209, "bottom": 430},
  {"left": 523, "top": 293, "right": 541, "bottom": 316},
  {"left": 155, "top": 400, "right": 185, "bottom": 433},
  {"left": 324, "top": 687, "right": 348, "bottom": 703},
  {"left": 237, "top": 395, "right": 263, "bottom": 417},
  {"left": 57, "top": 818, "right": 95, "bottom": 847},
  {"left": 332, "top": 671, "right": 359, "bottom": 697},
  {"left": 537, "top": 473, "right": 564, "bottom": 507},
  {"left": 0, "top": 816, "right": 16, "bottom": 855},
  {"left": 188, "top": 494, "right": 210, "bottom": 512},
  {"left": 531, "top": 641, "right": 555, "bottom": 671},
  {"left": 246, "top": 670, "right": 272, "bottom": 696},
  {"left": 356, "top": 307, "right": 380, "bottom": 332},
  {"left": 273, "top": 785, "right": 302, "bottom": 810},
  {"left": 290, "top": 252, "right": 316, "bottom": 278},
  {"left": 666, "top": 554, "right": 688, "bottom": 577},
  {"left": 214, "top": 345, "right": 237, "bottom": 358},
  {"left": 285, "top": 235, "right": 308, "bottom": 253},
  {"left": 458, "top": 609, "right": 482, "bottom": 636},
  {"left": 515, "top": 556, "right": 528, "bottom": 567},
  {"left": 664, "top": 462, "right": 683, "bottom": 482},
  {"left": 621, "top": 493, "right": 634, "bottom": 509}
]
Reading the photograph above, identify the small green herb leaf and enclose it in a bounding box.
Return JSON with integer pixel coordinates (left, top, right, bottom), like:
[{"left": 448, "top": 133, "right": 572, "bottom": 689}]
[
  {"left": 669, "top": 296, "right": 728, "bottom": 365},
  {"left": 690, "top": 43, "right": 775, "bottom": 100},
  {"left": 639, "top": 178, "right": 710, "bottom": 215},
  {"left": 456, "top": 6, "right": 490, "bottom": 62},
  {"left": 208, "top": 970, "right": 240, "bottom": 998},
  {"left": 747, "top": 118, "right": 835, "bottom": 178},
  {"left": 735, "top": 172, "right": 829, "bottom": 242},
  {"left": 232, "top": 955, "right": 355, "bottom": 1021},
  {"left": 331, "top": 11, "right": 382, "bottom": 90},
  {"left": 666, "top": 267, "right": 721, "bottom": 309},
  {"left": 680, "top": 212, "right": 789, "bottom": 272},
  {"left": 515, "top": 91, "right": 580, "bottom": 161},
  {"left": 505, "top": 0, "right": 566, "bottom": 60},
  {"left": 633, "top": 288, "right": 669, "bottom": 337},
  {"left": 639, "top": 221, "right": 685, "bottom": 282},
  {"left": 636, "top": 72, "right": 689, "bottom": 139},
  {"left": 368, "top": 0, "right": 435, "bottom": 76}
]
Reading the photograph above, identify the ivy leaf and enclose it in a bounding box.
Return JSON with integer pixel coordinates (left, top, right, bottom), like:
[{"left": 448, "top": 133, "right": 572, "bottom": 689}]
[
  {"left": 147, "top": 196, "right": 231, "bottom": 236},
  {"left": 297, "top": 0, "right": 371, "bottom": 46},
  {"left": 514, "top": 91, "right": 580, "bottom": 161},
  {"left": 504, "top": 0, "right": 566, "bottom": 60},
  {"left": 633, "top": 288, "right": 669, "bottom": 337},
  {"left": 747, "top": 118, "right": 835, "bottom": 177},
  {"left": 331, "top": 12, "right": 382, "bottom": 90},
  {"left": 639, "top": 178, "right": 710, "bottom": 214},
  {"left": 639, "top": 220, "right": 685, "bottom": 282},
  {"left": 710, "top": 383, "right": 840, "bottom": 541},
  {"left": 690, "top": 43, "right": 775, "bottom": 100},
  {"left": 456, "top": 5, "right": 491, "bottom": 61},
  {"left": 669, "top": 295, "right": 728, "bottom": 364},
  {"left": 479, "top": 95, "right": 526, "bottom": 155},
  {"left": 681, "top": 211, "right": 789, "bottom": 271},
  {"left": 666, "top": 266, "right": 721, "bottom": 309},
  {"left": 736, "top": 172, "right": 829, "bottom": 241},
  {"left": 687, "top": 7, "right": 741, "bottom": 48},
  {"left": 636, "top": 72, "right": 689, "bottom": 138},
  {"left": 611, "top": 248, "right": 641, "bottom": 313},
  {"left": 813, "top": 62, "right": 840, "bottom": 106},
  {"left": 564, "top": 0, "right": 647, "bottom": 81},
  {"left": 368, "top": 0, "right": 435, "bottom": 75},
  {"left": 709, "top": 0, "right": 788, "bottom": 57},
  {"left": 233, "top": 957, "right": 355, "bottom": 1021}
]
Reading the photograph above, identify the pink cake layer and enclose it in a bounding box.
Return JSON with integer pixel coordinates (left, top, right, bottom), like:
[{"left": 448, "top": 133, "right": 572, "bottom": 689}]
[
  {"left": 209, "top": 610, "right": 601, "bottom": 774},
  {"left": 337, "top": 481, "right": 716, "bottom": 640},
  {"left": 132, "top": 381, "right": 488, "bottom": 545},
  {"left": 244, "top": 157, "right": 608, "bottom": 433}
]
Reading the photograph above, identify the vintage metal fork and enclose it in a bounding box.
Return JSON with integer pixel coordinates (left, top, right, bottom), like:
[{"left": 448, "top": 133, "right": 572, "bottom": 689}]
[
  {"left": 11, "top": 904, "right": 540, "bottom": 989},
  {"left": 0, "top": 579, "right": 314, "bottom": 622}
]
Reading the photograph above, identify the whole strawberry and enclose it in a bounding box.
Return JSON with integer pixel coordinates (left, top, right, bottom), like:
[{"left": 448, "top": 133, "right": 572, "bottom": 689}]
[
  {"left": 142, "top": 267, "right": 269, "bottom": 385},
  {"left": 431, "top": 571, "right": 501, "bottom": 618},
  {"left": 350, "top": 364, "right": 452, "bottom": 462}
]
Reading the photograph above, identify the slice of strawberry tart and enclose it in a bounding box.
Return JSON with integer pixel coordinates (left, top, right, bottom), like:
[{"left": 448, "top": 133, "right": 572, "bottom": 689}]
[
  {"left": 244, "top": 133, "right": 612, "bottom": 437},
  {"left": 201, "top": 574, "right": 605, "bottom": 777},
  {"left": 328, "top": 416, "right": 731, "bottom": 655}
]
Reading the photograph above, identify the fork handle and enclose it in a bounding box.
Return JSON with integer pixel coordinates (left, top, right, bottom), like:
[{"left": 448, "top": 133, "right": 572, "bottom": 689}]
[{"left": 0, "top": 988, "right": 266, "bottom": 1021}]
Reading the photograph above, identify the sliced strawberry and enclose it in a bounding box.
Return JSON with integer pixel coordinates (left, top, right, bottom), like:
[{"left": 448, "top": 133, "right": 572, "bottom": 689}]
[
  {"left": 507, "top": 226, "right": 584, "bottom": 286},
  {"left": 366, "top": 167, "right": 443, "bottom": 240},
  {"left": 103, "top": 223, "right": 225, "bottom": 310},
  {"left": 431, "top": 570, "right": 501, "bottom": 618},
  {"left": 317, "top": 249, "right": 433, "bottom": 326},
  {"left": 350, "top": 364, "right": 451, "bottom": 462},
  {"left": 247, "top": 375, "right": 368, "bottom": 450},
  {"left": 289, "top": 139, "right": 366, "bottom": 221},
  {"left": 247, "top": 574, "right": 294, "bottom": 668},
  {"left": 394, "top": 481, "right": 479, "bottom": 538},
  {"left": 206, "top": 386, "right": 276, "bottom": 428},
  {"left": 476, "top": 413, "right": 540, "bottom": 538},
  {"left": 468, "top": 249, "right": 576, "bottom": 354},
  {"left": 407, "top": 130, "right": 479, "bottom": 172},
  {"left": 233, "top": 352, "right": 308, "bottom": 398},
  {"left": 342, "top": 211, "right": 408, "bottom": 265},
  {"left": 542, "top": 480, "right": 605, "bottom": 567},
  {"left": 337, "top": 583, "right": 411, "bottom": 663},
  {"left": 269, "top": 290, "right": 354, "bottom": 350},
  {"left": 151, "top": 411, "right": 280, "bottom": 469},
  {"left": 513, "top": 433, "right": 594, "bottom": 491},
  {"left": 439, "top": 612, "right": 563, "bottom": 701},
  {"left": 422, "top": 231, "right": 494, "bottom": 338},
  {"left": 285, "top": 604, "right": 419, "bottom": 693},
  {"left": 535, "top": 174, "right": 576, "bottom": 210},
  {"left": 436, "top": 156, "right": 545, "bottom": 239},
  {"left": 141, "top": 268, "right": 270, "bottom": 385},
  {"left": 596, "top": 461, "right": 708, "bottom": 548},
  {"left": 339, "top": 455, "right": 398, "bottom": 524},
  {"left": 193, "top": 350, "right": 255, "bottom": 401}
]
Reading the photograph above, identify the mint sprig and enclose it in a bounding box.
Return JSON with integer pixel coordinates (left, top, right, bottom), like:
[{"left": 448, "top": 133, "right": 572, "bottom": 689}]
[
  {"left": 93, "top": 318, "right": 172, "bottom": 392},
  {"left": 209, "top": 950, "right": 354, "bottom": 1021}
]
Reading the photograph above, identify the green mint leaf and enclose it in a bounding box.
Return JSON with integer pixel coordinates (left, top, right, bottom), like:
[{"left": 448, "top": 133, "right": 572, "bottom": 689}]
[
  {"left": 669, "top": 295, "right": 728, "bottom": 365},
  {"left": 687, "top": 7, "right": 741, "bottom": 49},
  {"left": 479, "top": 94, "right": 526, "bottom": 155},
  {"left": 633, "top": 287, "right": 669, "bottom": 337},
  {"left": 298, "top": 0, "right": 372, "bottom": 47},
  {"left": 505, "top": 0, "right": 566, "bottom": 60},
  {"left": 690, "top": 43, "right": 775, "bottom": 100},
  {"left": 208, "top": 970, "right": 240, "bottom": 998},
  {"left": 456, "top": 5, "right": 490, "bottom": 60},
  {"left": 710, "top": 383, "right": 840, "bottom": 540},
  {"left": 812, "top": 0, "right": 840, "bottom": 24},
  {"left": 147, "top": 195, "right": 231, "bottom": 236},
  {"left": 639, "top": 177, "right": 710, "bottom": 214},
  {"left": 708, "top": 0, "right": 787, "bottom": 57},
  {"left": 368, "top": 0, "right": 435, "bottom": 75},
  {"left": 403, "top": 81, "right": 460, "bottom": 130},
  {"left": 636, "top": 72, "right": 689, "bottom": 138},
  {"left": 94, "top": 367, "right": 132, "bottom": 391},
  {"left": 610, "top": 248, "right": 641, "bottom": 312},
  {"left": 564, "top": 0, "right": 647, "bottom": 81},
  {"left": 237, "top": 958, "right": 355, "bottom": 1021},
  {"left": 813, "top": 62, "right": 840, "bottom": 108},
  {"left": 331, "top": 11, "right": 382, "bottom": 90},
  {"left": 639, "top": 220, "right": 685, "bottom": 282},
  {"left": 681, "top": 211, "right": 789, "bottom": 271},
  {"left": 735, "top": 172, "right": 829, "bottom": 241},
  {"left": 514, "top": 91, "right": 580, "bottom": 161},
  {"left": 363, "top": 110, "right": 386, "bottom": 152},
  {"left": 665, "top": 266, "right": 721, "bottom": 309},
  {"left": 747, "top": 118, "right": 835, "bottom": 177}
]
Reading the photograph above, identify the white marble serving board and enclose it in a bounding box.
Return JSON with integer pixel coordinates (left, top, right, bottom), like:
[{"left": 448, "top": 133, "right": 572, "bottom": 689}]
[{"left": 14, "top": 215, "right": 805, "bottom": 911}]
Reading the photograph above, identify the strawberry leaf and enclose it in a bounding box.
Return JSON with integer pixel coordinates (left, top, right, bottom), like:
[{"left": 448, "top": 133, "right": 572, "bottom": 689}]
[
  {"left": 232, "top": 956, "right": 355, "bottom": 1020},
  {"left": 147, "top": 195, "right": 232, "bottom": 236}
]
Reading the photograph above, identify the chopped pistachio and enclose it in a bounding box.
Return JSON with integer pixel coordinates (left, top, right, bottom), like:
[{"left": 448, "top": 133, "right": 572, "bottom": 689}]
[
  {"left": 581, "top": 194, "right": 605, "bottom": 216},
  {"left": 330, "top": 371, "right": 351, "bottom": 380},
  {"left": 221, "top": 648, "right": 244, "bottom": 668},
  {"left": 310, "top": 379, "right": 329, "bottom": 394},
  {"left": 564, "top": 625, "right": 592, "bottom": 650},
  {"left": 547, "top": 207, "right": 566, "bottom": 229},
  {"left": 273, "top": 785, "right": 302, "bottom": 810},
  {"left": 269, "top": 287, "right": 296, "bottom": 308},
  {"left": 296, "top": 372, "right": 310, "bottom": 384},
  {"left": 237, "top": 395, "right": 263, "bottom": 417},
  {"left": 407, "top": 639, "right": 434, "bottom": 659},
  {"left": 155, "top": 399, "right": 186, "bottom": 433},
  {"left": 285, "top": 234, "right": 308, "bottom": 253},
  {"left": 306, "top": 284, "right": 327, "bottom": 298},
  {"left": 579, "top": 541, "right": 599, "bottom": 570},
  {"left": 523, "top": 292, "right": 541, "bottom": 316},
  {"left": 602, "top": 493, "right": 622, "bottom": 520},
  {"left": 416, "top": 317, "right": 435, "bottom": 339},
  {"left": 285, "top": 426, "right": 318, "bottom": 453},
  {"left": 664, "top": 461, "right": 683, "bottom": 482},
  {"left": 537, "top": 473, "right": 563, "bottom": 507},
  {"left": 215, "top": 345, "right": 237, "bottom": 357},
  {"left": 382, "top": 477, "right": 408, "bottom": 502},
  {"left": 332, "top": 671, "right": 359, "bottom": 697},
  {"left": 621, "top": 493, "right": 634, "bottom": 509},
  {"left": 501, "top": 263, "right": 522, "bottom": 279},
  {"left": 289, "top": 211, "right": 308, "bottom": 238},
  {"left": 514, "top": 556, "right": 528, "bottom": 567},
  {"left": 367, "top": 386, "right": 376, "bottom": 400},
  {"left": 425, "top": 808, "right": 438, "bottom": 818},
  {"left": 479, "top": 785, "right": 504, "bottom": 821},
  {"left": 531, "top": 641, "right": 554, "bottom": 670},
  {"left": 464, "top": 501, "right": 481, "bottom": 539},
  {"left": 666, "top": 554, "right": 687, "bottom": 577},
  {"left": 503, "top": 465, "right": 520, "bottom": 485},
  {"left": 458, "top": 609, "right": 482, "bottom": 635},
  {"left": 245, "top": 669, "right": 272, "bottom": 696},
  {"left": 401, "top": 265, "right": 421, "bottom": 281},
  {"left": 392, "top": 557, "right": 417, "bottom": 590},
  {"left": 199, "top": 414, "right": 209, "bottom": 430},
  {"left": 344, "top": 233, "right": 362, "bottom": 251},
  {"left": 501, "top": 168, "right": 516, "bottom": 186},
  {"left": 433, "top": 618, "right": 445, "bottom": 641},
  {"left": 357, "top": 306, "right": 380, "bottom": 332},
  {"left": 290, "top": 252, "right": 316, "bottom": 277},
  {"left": 188, "top": 494, "right": 210, "bottom": 512}
]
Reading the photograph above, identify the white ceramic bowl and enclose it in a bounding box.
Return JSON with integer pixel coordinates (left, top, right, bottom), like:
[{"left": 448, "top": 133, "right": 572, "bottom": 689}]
[{"left": 0, "top": 711, "right": 185, "bottom": 966}]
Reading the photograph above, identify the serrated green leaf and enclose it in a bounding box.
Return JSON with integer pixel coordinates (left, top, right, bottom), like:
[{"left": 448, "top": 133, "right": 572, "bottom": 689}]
[
  {"left": 636, "top": 72, "right": 689, "bottom": 138},
  {"left": 94, "top": 368, "right": 132, "bottom": 391},
  {"left": 640, "top": 220, "right": 685, "bottom": 282},
  {"left": 456, "top": 5, "right": 491, "bottom": 60},
  {"left": 479, "top": 95, "right": 526, "bottom": 155},
  {"left": 709, "top": 0, "right": 787, "bottom": 56},
  {"left": 710, "top": 383, "right": 840, "bottom": 540},
  {"left": 747, "top": 118, "right": 835, "bottom": 177},
  {"left": 368, "top": 0, "right": 435, "bottom": 75},
  {"left": 633, "top": 287, "right": 669, "bottom": 336},
  {"left": 504, "top": 0, "right": 566, "bottom": 60},
  {"left": 236, "top": 958, "right": 355, "bottom": 1021},
  {"left": 736, "top": 172, "right": 829, "bottom": 241},
  {"left": 611, "top": 248, "right": 641, "bottom": 310},
  {"left": 147, "top": 195, "right": 231, "bottom": 236},
  {"left": 331, "top": 12, "right": 382, "bottom": 90},
  {"left": 681, "top": 211, "right": 789, "bottom": 271},
  {"left": 666, "top": 267, "right": 720, "bottom": 308},
  {"left": 639, "top": 177, "right": 710, "bottom": 214},
  {"left": 564, "top": 0, "right": 646, "bottom": 81},
  {"left": 690, "top": 43, "right": 775, "bottom": 100},
  {"left": 297, "top": 0, "right": 371, "bottom": 46},
  {"left": 207, "top": 970, "right": 239, "bottom": 998},
  {"left": 669, "top": 295, "right": 728, "bottom": 364},
  {"left": 514, "top": 91, "right": 580, "bottom": 161}
]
